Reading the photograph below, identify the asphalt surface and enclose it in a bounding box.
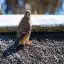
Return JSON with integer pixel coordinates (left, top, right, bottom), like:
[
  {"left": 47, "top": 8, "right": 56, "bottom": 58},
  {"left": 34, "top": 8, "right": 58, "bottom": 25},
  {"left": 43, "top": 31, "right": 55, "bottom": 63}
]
[{"left": 0, "top": 32, "right": 64, "bottom": 64}]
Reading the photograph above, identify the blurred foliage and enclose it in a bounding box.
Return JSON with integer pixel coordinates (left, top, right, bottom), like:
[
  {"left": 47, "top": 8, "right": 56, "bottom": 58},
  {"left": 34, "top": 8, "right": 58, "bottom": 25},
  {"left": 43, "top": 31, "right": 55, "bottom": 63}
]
[
  {"left": 25, "top": 0, "right": 61, "bottom": 14},
  {"left": 4, "top": 0, "right": 61, "bottom": 14}
]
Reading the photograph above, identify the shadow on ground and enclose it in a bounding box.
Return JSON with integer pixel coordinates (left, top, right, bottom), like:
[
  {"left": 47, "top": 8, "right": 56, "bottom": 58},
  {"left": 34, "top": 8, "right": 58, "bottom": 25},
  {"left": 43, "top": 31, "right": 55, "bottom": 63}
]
[
  {"left": 31, "top": 32, "right": 64, "bottom": 41},
  {"left": 2, "top": 41, "right": 24, "bottom": 57}
]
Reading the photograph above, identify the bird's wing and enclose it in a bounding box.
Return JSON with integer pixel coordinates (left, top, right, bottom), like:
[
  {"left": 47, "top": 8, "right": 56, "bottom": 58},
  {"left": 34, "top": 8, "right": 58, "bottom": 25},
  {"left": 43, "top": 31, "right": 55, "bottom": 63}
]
[{"left": 17, "top": 17, "right": 31, "bottom": 39}]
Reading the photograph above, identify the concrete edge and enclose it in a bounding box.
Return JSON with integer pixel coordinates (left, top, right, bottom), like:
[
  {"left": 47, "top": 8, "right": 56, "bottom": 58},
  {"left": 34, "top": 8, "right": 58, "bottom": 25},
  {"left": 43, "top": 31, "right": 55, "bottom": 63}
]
[{"left": 0, "top": 25, "right": 64, "bottom": 33}]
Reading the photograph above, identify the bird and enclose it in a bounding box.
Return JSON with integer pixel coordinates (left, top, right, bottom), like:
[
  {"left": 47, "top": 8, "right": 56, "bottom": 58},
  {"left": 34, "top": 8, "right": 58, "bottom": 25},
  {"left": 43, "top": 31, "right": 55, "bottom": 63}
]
[{"left": 17, "top": 10, "right": 32, "bottom": 46}]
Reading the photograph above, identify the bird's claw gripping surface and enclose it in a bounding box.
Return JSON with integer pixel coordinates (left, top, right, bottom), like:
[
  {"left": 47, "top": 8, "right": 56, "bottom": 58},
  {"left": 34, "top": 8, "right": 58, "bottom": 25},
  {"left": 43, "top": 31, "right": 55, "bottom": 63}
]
[
  {"left": 25, "top": 40, "right": 32, "bottom": 45},
  {"left": 19, "top": 40, "right": 32, "bottom": 46}
]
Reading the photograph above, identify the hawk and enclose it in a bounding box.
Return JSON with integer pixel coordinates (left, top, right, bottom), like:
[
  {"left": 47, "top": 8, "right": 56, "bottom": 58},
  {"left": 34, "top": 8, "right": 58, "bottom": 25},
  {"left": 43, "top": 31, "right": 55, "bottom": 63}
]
[{"left": 17, "top": 10, "right": 32, "bottom": 46}]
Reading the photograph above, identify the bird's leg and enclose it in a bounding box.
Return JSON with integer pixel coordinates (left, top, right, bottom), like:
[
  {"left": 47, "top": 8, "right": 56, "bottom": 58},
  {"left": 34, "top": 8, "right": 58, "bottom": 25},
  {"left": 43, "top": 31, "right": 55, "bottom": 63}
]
[
  {"left": 25, "top": 34, "right": 32, "bottom": 45},
  {"left": 25, "top": 40, "right": 32, "bottom": 45},
  {"left": 19, "top": 38, "right": 26, "bottom": 46},
  {"left": 19, "top": 33, "right": 32, "bottom": 46}
]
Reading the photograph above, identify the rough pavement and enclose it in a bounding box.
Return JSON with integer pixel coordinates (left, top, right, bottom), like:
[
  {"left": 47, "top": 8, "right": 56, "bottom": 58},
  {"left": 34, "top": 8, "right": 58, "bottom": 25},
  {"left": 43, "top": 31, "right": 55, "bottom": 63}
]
[{"left": 0, "top": 32, "right": 64, "bottom": 64}]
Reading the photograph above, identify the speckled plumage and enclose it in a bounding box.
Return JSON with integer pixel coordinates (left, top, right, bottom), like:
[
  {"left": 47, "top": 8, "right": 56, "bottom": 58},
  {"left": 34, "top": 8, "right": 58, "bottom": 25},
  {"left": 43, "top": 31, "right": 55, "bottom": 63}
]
[{"left": 17, "top": 10, "right": 32, "bottom": 45}]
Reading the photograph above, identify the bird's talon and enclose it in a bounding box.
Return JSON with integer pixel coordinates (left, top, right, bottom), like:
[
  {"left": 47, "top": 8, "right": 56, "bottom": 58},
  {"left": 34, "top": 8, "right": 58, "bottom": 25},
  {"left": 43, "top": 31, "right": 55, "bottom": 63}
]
[{"left": 25, "top": 40, "right": 32, "bottom": 45}]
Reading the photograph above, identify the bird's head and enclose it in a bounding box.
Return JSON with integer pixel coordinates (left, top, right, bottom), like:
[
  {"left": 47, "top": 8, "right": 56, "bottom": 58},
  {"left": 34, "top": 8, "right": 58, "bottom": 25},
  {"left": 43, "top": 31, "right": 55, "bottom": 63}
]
[{"left": 24, "top": 10, "right": 31, "bottom": 18}]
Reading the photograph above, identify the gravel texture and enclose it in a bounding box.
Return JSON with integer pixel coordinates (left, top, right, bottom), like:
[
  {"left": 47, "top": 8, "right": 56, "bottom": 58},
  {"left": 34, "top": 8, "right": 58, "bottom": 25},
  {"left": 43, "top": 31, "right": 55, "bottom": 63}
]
[{"left": 0, "top": 32, "right": 64, "bottom": 64}]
